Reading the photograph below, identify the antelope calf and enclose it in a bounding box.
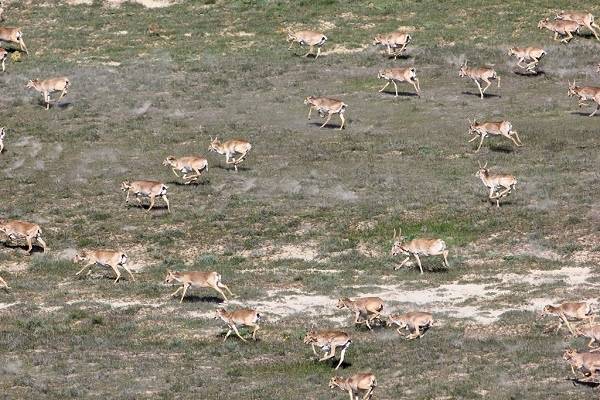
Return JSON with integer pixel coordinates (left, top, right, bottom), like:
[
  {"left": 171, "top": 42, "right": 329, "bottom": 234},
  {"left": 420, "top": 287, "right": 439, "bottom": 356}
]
[
  {"left": 26, "top": 77, "right": 70, "bottom": 110},
  {"left": 563, "top": 349, "right": 600, "bottom": 380},
  {"left": 0, "top": 47, "right": 7, "bottom": 72},
  {"left": 0, "top": 275, "right": 9, "bottom": 290},
  {"left": 304, "top": 330, "right": 351, "bottom": 370},
  {"left": 391, "top": 228, "right": 449, "bottom": 274},
  {"left": 373, "top": 31, "right": 411, "bottom": 59},
  {"left": 208, "top": 136, "right": 251, "bottom": 172},
  {"left": 377, "top": 67, "right": 421, "bottom": 97},
  {"left": 163, "top": 155, "right": 208, "bottom": 184},
  {"left": 0, "top": 127, "right": 5, "bottom": 153},
  {"left": 568, "top": 80, "right": 600, "bottom": 117},
  {"left": 215, "top": 307, "right": 261, "bottom": 342},
  {"left": 329, "top": 373, "right": 377, "bottom": 400},
  {"left": 121, "top": 180, "right": 170, "bottom": 212},
  {"left": 287, "top": 30, "right": 327, "bottom": 59},
  {"left": 388, "top": 311, "right": 434, "bottom": 339},
  {"left": 459, "top": 61, "right": 499, "bottom": 99},
  {"left": 304, "top": 96, "right": 347, "bottom": 130},
  {"left": 74, "top": 249, "right": 134, "bottom": 283},
  {"left": 507, "top": 47, "right": 546, "bottom": 73},
  {"left": 475, "top": 163, "right": 517, "bottom": 208},
  {"left": 0, "top": 27, "right": 28, "bottom": 54},
  {"left": 538, "top": 18, "right": 580, "bottom": 43},
  {"left": 542, "top": 302, "right": 594, "bottom": 335},
  {"left": 468, "top": 119, "right": 522, "bottom": 152},
  {"left": 575, "top": 324, "right": 600, "bottom": 352},
  {"left": 336, "top": 297, "right": 384, "bottom": 330},
  {"left": 556, "top": 11, "right": 600, "bottom": 41},
  {"left": 0, "top": 218, "right": 46, "bottom": 254},
  {"left": 164, "top": 270, "right": 233, "bottom": 302}
]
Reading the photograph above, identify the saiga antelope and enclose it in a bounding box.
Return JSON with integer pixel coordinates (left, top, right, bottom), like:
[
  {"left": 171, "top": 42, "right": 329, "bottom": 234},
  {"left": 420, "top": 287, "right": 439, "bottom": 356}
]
[
  {"left": 0, "top": 47, "right": 7, "bottom": 72},
  {"left": 0, "top": 27, "right": 28, "bottom": 54},
  {"left": 336, "top": 297, "right": 384, "bottom": 330},
  {"left": 26, "top": 77, "right": 70, "bottom": 110},
  {"left": 507, "top": 47, "right": 546, "bottom": 73},
  {"left": 304, "top": 330, "right": 351, "bottom": 370},
  {"left": 563, "top": 349, "right": 600, "bottom": 380},
  {"left": 468, "top": 119, "right": 523, "bottom": 152},
  {"left": 287, "top": 30, "right": 328, "bottom": 59},
  {"left": 208, "top": 136, "right": 251, "bottom": 172},
  {"left": 121, "top": 180, "right": 170, "bottom": 212},
  {"left": 74, "top": 250, "right": 134, "bottom": 283},
  {"left": 575, "top": 324, "right": 600, "bottom": 352},
  {"left": 0, "top": 218, "right": 46, "bottom": 254},
  {"left": 0, "top": 127, "right": 5, "bottom": 153},
  {"left": 215, "top": 307, "right": 261, "bottom": 342},
  {"left": 387, "top": 311, "right": 434, "bottom": 339},
  {"left": 459, "top": 61, "right": 500, "bottom": 99},
  {"left": 0, "top": 275, "right": 9, "bottom": 290},
  {"left": 304, "top": 96, "right": 347, "bottom": 130},
  {"left": 377, "top": 67, "right": 421, "bottom": 97},
  {"left": 164, "top": 270, "right": 233, "bottom": 302},
  {"left": 373, "top": 32, "right": 411, "bottom": 59},
  {"left": 163, "top": 155, "right": 208, "bottom": 184},
  {"left": 568, "top": 80, "right": 600, "bottom": 117},
  {"left": 391, "top": 228, "right": 449, "bottom": 274},
  {"left": 329, "top": 373, "right": 377, "bottom": 400},
  {"left": 555, "top": 11, "right": 600, "bottom": 41},
  {"left": 538, "top": 18, "right": 580, "bottom": 43},
  {"left": 475, "top": 162, "right": 517, "bottom": 208},
  {"left": 541, "top": 302, "right": 594, "bottom": 335}
]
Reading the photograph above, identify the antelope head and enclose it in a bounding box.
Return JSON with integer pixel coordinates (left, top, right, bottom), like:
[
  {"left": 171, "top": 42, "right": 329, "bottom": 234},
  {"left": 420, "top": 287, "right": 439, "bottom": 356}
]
[
  {"left": 567, "top": 80, "right": 579, "bottom": 97},
  {"left": 475, "top": 161, "right": 489, "bottom": 179},
  {"left": 164, "top": 269, "right": 180, "bottom": 283},
  {"left": 329, "top": 377, "right": 344, "bottom": 389},
  {"left": 0, "top": 127, "right": 5, "bottom": 140},
  {"left": 372, "top": 35, "right": 383, "bottom": 46},
  {"left": 468, "top": 118, "right": 479, "bottom": 135},
  {"left": 208, "top": 136, "right": 221, "bottom": 152},
  {"left": 25, "top": 79, "right": 39, "bottom": 90},
  {"left": 458, "top": 60, "right": 468, "bottom": 77},
  {"left": 538, "top": 18, "right": 549, "bottom": 29},
  {"left": 162, "top": 156, "right": 176, "bottom": 167},
  {"left": 391, "top": 228, "right": 408, "bottom": 256},
  {"left": 120, "top": 180, "right": 131, "bottom": 191},
  {"left": 303, "top": 330, "right": 317, "bottom": 344},
  {"left": 214, "top": 307, "right": 227, "bottom": 319}
]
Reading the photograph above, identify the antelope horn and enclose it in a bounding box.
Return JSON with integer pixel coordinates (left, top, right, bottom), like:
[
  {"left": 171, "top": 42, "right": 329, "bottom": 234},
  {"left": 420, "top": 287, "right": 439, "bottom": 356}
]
[
  {"left": 478, "top": 160, "right": 482, "bottom": 168},
  {"left": 483, "top": 162, "right": 488, "bottom": 168},
  {"left": 393, "top": 228, "right": 397, "bottom": 239}
]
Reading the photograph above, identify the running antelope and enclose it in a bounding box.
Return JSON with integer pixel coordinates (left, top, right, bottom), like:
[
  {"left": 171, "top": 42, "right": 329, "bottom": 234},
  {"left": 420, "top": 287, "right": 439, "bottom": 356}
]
[
  {"left": 575, "top": 324, "right": 600, "bottom": 352},
  {"left": 215, "top": 307, "right": 261, "bottom": 342},
  {"left": 304, "top": 330, "right": 351, "bottom": 370},
  {"left": 26, "top": 77, "right": 70, "bottom": 110},
  {"left": 387, "top": 311, "right": 434, "bottom": 339},
  {"left": 74, "top": 249, "right": 134, "bottom": 283},
  {"left": 163, "top": 155, "right": 208, "bottom": 184},
  {"left": 121, "top": 180, "right": 170, "bottom": 212},
  {"left": 373, "top": 31, "right": 411, "bottom": 59},
  {"left": 0, "top": 27, "right": 28, "bottom": 54},
  {"left": 538, "top": 18, "right": 580, "bottom": 43},
  {"left": 459, "top": 61, "right": 500, "bottom": 99},
  {"left": 0, "top": 275, "right": 9, "bottom": 290},
  {"left": 475, "top": 163, "right": 517, "bottom": 208},
  {"left": 0, "top": 127, "right": 5, "bottom": 153},
  {"left": 287, "top": 30, "right": 327, "bottom": 59},
  {"left": 0, "top": 47, "right": 7, "bottom": 72},
  {"left": 568, "top": 80, "right": 600, "bottom": 117},
  {"left": 391, "top": 228, "right": 449, "bottom": 274},
  {"left": 208, "top": 136, "right": 251, "bottom": 172},
  {"left": 336, "top": 297, "right": 384, "bottom": 330},
  {"left": 0, "top": 219, "right": 46, "bottom": 254},
  {"left": 164, "top": 270, "right": 233, "bottom": 302},
  {"left": 329, "top": 373, "right": 377, "bottom": 400},
  {"left": 507, "top": 47, "right": 546, "bottom": 73},
  {"left": 304, "top": 96, "right": 347, "bottom": 130},
  {"left": 468, "top": 119, "right": 523, "bottom": 152},
  {"left": 556, "top": 11, "right": 600, "bottom": 41},
  {"left": 542, "top": 302, "right": 594, "bottom": 335},
  {"left": 377, "top": 67, "right": 421, "bottom": 97},
  {"left": 563, "top": 349, "right": 600, "bottom": 380}
]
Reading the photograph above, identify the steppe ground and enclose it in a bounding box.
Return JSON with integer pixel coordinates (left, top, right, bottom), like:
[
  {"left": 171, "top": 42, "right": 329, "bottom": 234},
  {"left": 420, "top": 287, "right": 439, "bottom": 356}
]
[{"left": 1, "top": 0, "right": 600, "bottom": 399}]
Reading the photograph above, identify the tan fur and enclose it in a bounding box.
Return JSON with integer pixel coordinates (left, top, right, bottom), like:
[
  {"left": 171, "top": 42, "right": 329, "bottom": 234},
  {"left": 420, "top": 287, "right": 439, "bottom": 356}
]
[
  {"left": 304, "top": 96, "right": 347, "bottom": 130},
  {"left": 121, "top": 180, "right": 170, "bottom": 212},
  {"left": 377, "top": 67, "right": 420, "bottom": 97},
  {"left": 0, "top": 27, "right": 27, "bottom": 54},
  {"left": 0, "top": 127, "right": 5, "bottom": 154},
  {"left": 475, "top": 163, "right": 517, "bottom": 208},
  {"left": 26, "top": 77, "right": 70, "bottom": 110},
  {"left": 556, "top": 11, "right": 600, "bottom": 41},
  {"left": 0, "top": 218, "right": 46, "bottom": 254},
  {"left": 567, "top": 80, "right": 600, "bottom": 117},
  {"left": 74, "top": 249, "right": 133, "bottom": 283},
  {"left": 387, "top": 311, "right": 434, "bottom": 339},
  {"left": 0, "top": 47, "right": 7, "bottom": 72},
  {"left": 373, "top": 32, "right": 411, "bottom": 59},
  {"left": 507, "top": 47, "right": 546, "bottom": 72},
  {"left": 287, "top": 30, "right": 327, "bottom": 59},
  {"left": 304, "top": 330, "right": 351, "bottom": 370},
  {"left": 576, "top": 324, "right": 600, "bottom": 352},
  {"left": 163, "top": 155, "right": 208, "bottom": 184},
  {"left": 391, "top": 228, "right": 449, "bottom": 274},
  {"left": 215, "top": 307, "right": 261, "bottom": 342},
  {"left": 164, "top": 270, "right": 233, "bottom": 302},
  {"left": 459, "top": 61, "right": 499, "bottom": 99},
  {"left": 538, "top": 18, "right": 580, "bottom": 43},
  {"left": 563, "top": 349, "right": 600, "bottom": 380},
  {"left": 329, "top": 373, "right": 377, "bottom": 400},
  {"left": 468, "top": 119, "right": 523, "bottom": 152},
  {"left": 208, "top": 137, "right": 251, "bottom": 172},
  {"left": 542, "top": 302, "right": 594, "bottom": 335},
  {"left": 336, "top": 297, "right": 384, "bottom": 330}
]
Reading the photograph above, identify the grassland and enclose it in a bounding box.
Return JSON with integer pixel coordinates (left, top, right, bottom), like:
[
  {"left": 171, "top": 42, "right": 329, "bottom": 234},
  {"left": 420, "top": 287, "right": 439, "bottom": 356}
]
[{"left": 1, "top": 0, "right": 600, "bottom": 399}]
